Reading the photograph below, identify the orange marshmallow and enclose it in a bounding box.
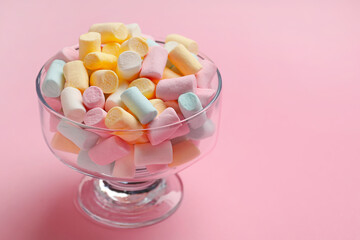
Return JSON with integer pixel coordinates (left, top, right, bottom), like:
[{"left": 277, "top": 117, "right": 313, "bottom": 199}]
[
  {"left": 51, "top": 132, "right": 80, "bottom": 154},
  {"left": 89, "top": 23, "right": 128, "bottom": 43},
  {"left": 90, "top": 70, "right": 119, "bottom": 94},
  {"left": 63, "top": 60, "right": 89, "bottom": 92},
  {"left": 162, "top": 67, "right": 181, "bottom": 79},
  {"left": 84, "top": 52, "right": 117, "bottom": 70},
  {"left": 79, "top": 32, "right": 101, "bottom": 60},
  {"left": 168, "top": 44, "right": 202, "bottom": 75},
  {"left": 164, "top": 100, "right": 181, "bottom": 113},
  {"left": 168, "top": 140, "right": 200, "bottom": 167},
  {"left": 128, "top": 78, "right": 155, "bottom": 99}
]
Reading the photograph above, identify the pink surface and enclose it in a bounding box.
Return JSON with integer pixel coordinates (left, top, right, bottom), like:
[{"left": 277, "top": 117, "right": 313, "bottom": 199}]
[{"left": 1, "top": 0, "right": 360, "bottom": 239}]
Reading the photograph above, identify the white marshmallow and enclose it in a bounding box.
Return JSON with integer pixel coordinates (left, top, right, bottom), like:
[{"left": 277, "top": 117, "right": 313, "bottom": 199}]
[
  {"left": 134, "top": 141, "right": 173, "bottom": 166},
  {"left": 187, "top": 119, "right": 215, "bottom": 140},
  {"left": 77, "top": 150, "right": 114, "bottom": 175},
  {"left": 116, "top": 51, "right": 142, "bottom": 82},
  {"left": 60, "top": 87, "right": 86, "bottom": 123},
  {"left": 126, "top": 23, "right": 142, "bottom": 38},
  {"left": 104, "top": 83, "right": 128, "bottom": 111}
]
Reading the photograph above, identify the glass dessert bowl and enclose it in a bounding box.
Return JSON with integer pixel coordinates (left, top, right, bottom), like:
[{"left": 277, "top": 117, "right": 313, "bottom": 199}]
[{"left": 36, "top": 41, "right": 222, "bottom": 228}]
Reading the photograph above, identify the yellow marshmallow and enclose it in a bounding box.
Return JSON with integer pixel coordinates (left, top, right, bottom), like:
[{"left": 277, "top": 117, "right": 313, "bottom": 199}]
[
  {"left": 63, "top": 60, "right": 89, "bottom": 92},
  {"left": 128, "top": 78, "right": 155, "bottom": 99},
  {"left": 165, "top": 34, "right": 199, "bottom": 54},
  {"left": 89, "top": 23, "right": 128, "bottom": 43},
  {"left": 84, "top": 52, "right": 117, "bottom": 70},
  {"left": 119, "top": 37, "right": 149, "bottom": 58},
  {"left": 168, "top": 140, "right": 200, "bottom": 167},
  {"left": 168, "top": 44, "right": 202, "bottom": 75},
  {"left": 162, "top": 67, "right": 181, "bottom": 79},
  {"left": 79, "top": 32, "right": 101, "bottom": 60},
  {"left": 105, "top": 107, "right": 144, "bottom": 142},
  {"left": 102, "top": 42, "right": 122, "bottom": 57},
  {"left": 51, "top": 132, "right": 80, "bottom": 154},
  {"left": 149, "top": 99, "right": 167, "bottom": 116},
  {"left": 90, "top": 70, "right": 119, "bottom": 94}
]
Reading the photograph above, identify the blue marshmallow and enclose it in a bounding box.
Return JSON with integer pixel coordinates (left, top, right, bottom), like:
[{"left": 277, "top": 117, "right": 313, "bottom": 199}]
[
  {"left": 178, "top": 92, "right": 207, "bottom": 129},
  {"left": 146, "top": 38, "right": 159, "bottom": 47},
  {"left": 121, "top": 87, "right": 158, "bottom": 124},
  {"left": 77, "top": 150, "right": 114, "bottom": 175},
  {"left": 42, "top": 59, "right": 66, "bottom": 97}
]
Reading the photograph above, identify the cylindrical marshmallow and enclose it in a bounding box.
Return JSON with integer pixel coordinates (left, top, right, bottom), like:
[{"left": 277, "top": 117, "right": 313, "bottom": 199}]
[
  {"left": 162, "top": 67, "right": 181, "bottom": 79},
  {"left": 104, "top": 83, "right": 128, "bottom": 111},
  {"left": 83, "top": 86, "right": 105, "bottom": 109},
  {"left": 118, "top": 37, "right": 149, "bottom": 58},
  {"left": 42, "top": 59, "right": 66, "bottom": 97},
  {"left": 196, "top": 88, "right": 216, "bottom": 108},
  {"left": 195, "top": 59, "right": 217, "bottom": 88},
  {"left": 77, "top": 150, "right": 114, "bottom": 175},
  {"left": 88, "top": 136, "right": 131, "bottom": 165},
  {"left": 126, "top": 23, "right": 142, "bottom": 38},
  {"left": 44, "top": 97, "right": 62, "bottom": 112},
  {"left": 168, "top": 140, "right": 200, "bottom": 167},
  {"left": 51, "top": 132, "right": 80, "bottom": 154},
  {"left": 146, "top": 39, "right": 159, "bottom": 47},
  {"left": 140, "top": 46, "right": 168, "bottom": 80},
  {"left": 84, "top": 52, "right": 117, "bottom": 70},
  {"left": 89, "top": 23, "right": 128, "bottom": 43},
  {"left": 187, "top": 119, "right": 215, "bottom": 140},
  {"left": 45, "top": 47, "right": 79, "bottom": 71},
  {"left": 134, "top": 141, "right": 173, "bottom": 166},
  {"left": 79, "top": 32, "right": 101, "bottom": 60},
  {"left": 116, "top": 51, "right": 142, "bottom": 82},
  {"left": 128, "top": 78, "right": 155, "bottom": 99},
  {"left": 84, "top": 107, "right": 107, "bottom": 128},
  {"left": 165, "top": 34, "right": 199, "bottom": 54},
  {"left": 178, "top": 92, "right": 207, "bottom": 129},
  {"left": 147, "top": 108, "right": 181, "bottom": 145},
  {"left": 146, "top": 164, "right": 168, "bottom": 174},
  {"left": 57, "top": 119, "right": 100, "bottom": 150},
  {"left": 112, "top": 147, "right": 136, "bottom": 178},
  {"left": 164, "top": 41, "right": 179, "bottom": 53},
  {"left": 164, "top": 100, "right": 181, "bottom": 113},
  {"left": 60, "top": 87, "right": 86, "bottom": 122},
  {"left": 156, "top": 75, "right": 196, "bottom": 101},
  {"left": 150, "top": 99, "right": 167, "bottom": 116},
  {"left": 121, "top": 87, "right": 158, "bottom": 124},
  {"left": 63, "top": 60, "right": 89, "bottom": 92},
  {"left": 102, "top": 42, "right": 122, "bottom": 57},
  {"left": 90, "top": 70, "right": 119, "bottom": 94},
  {"left": 168, "top": 44, "right": 202, "bottom": 75}
]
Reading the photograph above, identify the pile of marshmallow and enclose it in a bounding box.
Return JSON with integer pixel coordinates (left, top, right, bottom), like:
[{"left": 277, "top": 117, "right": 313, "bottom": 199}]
[{"left": 42, "top": 22, "right": 217, "bottom": 178}]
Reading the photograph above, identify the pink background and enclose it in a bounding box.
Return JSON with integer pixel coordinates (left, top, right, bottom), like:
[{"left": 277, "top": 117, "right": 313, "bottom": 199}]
[{"left": 1, "top": 0, "right": 360, "bottom": 239}]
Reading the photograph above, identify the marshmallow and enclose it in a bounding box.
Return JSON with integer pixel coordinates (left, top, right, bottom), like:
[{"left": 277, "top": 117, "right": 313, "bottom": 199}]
[
  {"left": 126, "top": 23, "right": 142, "bottom": 38},
  {"left": 84, "top": 52, "right": 117, "bottom": 70},
  {"left": 42, "top": 59, "right": 65, "bottom": 97},
  {"left": 102, "top": 42, "right": 122, "bottom": 57},
  {"left": 128, "top": 78, "right": 155, "bottom": 99},
  {"left": 83, "top": 86, "right": 105, "bottom": 109},
  {"left": 79, "top": 32, "right": 101, "bottom": 60},
  {"left": 118, "top": 37, "right": 149, "bottom": 58},
  {"left": 89, "top": 23, "right": 128, "bottom": 43},
  {"left": 146, "top": 39, "right": 159, "bottom": 47},
  {"left": 196, "top": 88, "right": 216, "bottom": 108},
  {"left": 52, "top": 46, "right": 79, "bottom": 62},
  {"left": 140, "top": 46, "right": 168, "bottom": 80},
  {"left": 116, "top": 51, "right": 142, "bottom": 82},
  {"left": 162, "top": 67, "right": 181, "bottom": 79},
  {"left": 164, "top": 41, "right": 179, "bottom": 53},
  {"left": 104, "top": 83, "right": 128, "bottom": 111},
  {"left": 149, "top": 99, "right": 167, "bottom": 116},
  {"left": 169, "top": 140, "right": 200, "bottom": 167},
  {"left": 164, "top": 100, "right": 180, "bottom": 113},
  {"left": 146, "top": 164, "right": 168, "bottom": 174},
  {"left": 156, "top": 75, "right": 196, "bottom": 101},
  {"left": 90, "top": 70, "right": 119, "bottom": 94},
  {"left": 51, "top": 132, "right": 80, "bottom": 154},
  {"left": 178, "top": 92, "right": 207, "bottom": 129},
  {"left": 168, "top": 44, "right": 202, "bottom": 75},
  {"left": 84, "top": 107, "right": 107, "bottom": 128},
  {"left": 49, "top": 114, "right": 61, "bottom": 132},
  {"left": 196, "top": 59, "right": 217, "bottom": 88},
  {"left": 134, "top": 141, "right": 173, "bottom": 166},
  {"left": 44, "top": 97, "right": 62, "bottom": 112},
  {"left": 60, "top": 87, "right": 86, "bottom": 122},
  {"left": 112, "top": 147, "right": 136, "bottom": 178},
  {"left": 77, "top": 150, "right": 114, "bottom": 175},
  {"left": 57, "top": 119, "right": 99, "bottom": 150},
  {"left": 128, "top": 134, "right": 149, "bottom": 144},
  {"left": 121, "top": 87, "right": 158, "bottom": 124},
  {"left": 105, "top": 106, "right": 143, "bottom": 142},
  {"left": 169, "top": 122, "right": 190, "bottom": 139},
  {"left": 165, "top": 34, "right": 199, "bottom": 54},
  {"left": 147, "top": 108, "right": 181, "bottom": 145},
  {"left": 88, "top": 136, "right": 131, "bottom": 165},
  {"left": 188, "top": 119, "right": 215, "bottom": 140},
  {"left": 63, "top": 60, "right": 89, "bottom": 92}
]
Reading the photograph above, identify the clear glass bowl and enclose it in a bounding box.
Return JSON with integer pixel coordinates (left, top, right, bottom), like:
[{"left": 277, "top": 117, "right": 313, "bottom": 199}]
[{"left": 36, "top": 41, "right": 222, "bottom": 228}]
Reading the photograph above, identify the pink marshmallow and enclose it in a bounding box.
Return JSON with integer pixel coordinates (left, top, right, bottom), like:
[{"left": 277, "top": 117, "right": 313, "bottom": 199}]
[
  {"left": 156, "top": 75, "right": 196, "bottom": 101},
  {"left": 84, "top": 107, "right": 111, "bottom": 138},
  {"left": 195, "top": 59, "right": 217, "bottom": 88},
  {"left": 44, "top": 97, "right": 62, "bottom": 112},
  {"left": 169, "top": 113, "right": 190, "bottom": 139},
  {"left": 49, "top": 115, "right": 60, "bottom": 132},
  {"left": 83, "top": 86, "right": 105, "bottom": 109},
  {"left": 196, "top": 88, "right": 216, "bottom": 108},
  {"left": 112, "top": 148, "right": 136, "bottom": 179},
  {"left": 134, "top": 141, "right": 173, "bottom": 166},
  {"left": 147, "top": 107, "right": 181, "bottom": 145},
  {"left": 146, "top": 164, "right": 168, "bottom": 173},
  {"left": 88, "top": 136, "right": 131, "bottom": 165},
  {"left": 140, "top": 46, "right": 168, "bottom": 80},
  {"left": 45, "top": 46, "right": 79, "bottom": 70}
]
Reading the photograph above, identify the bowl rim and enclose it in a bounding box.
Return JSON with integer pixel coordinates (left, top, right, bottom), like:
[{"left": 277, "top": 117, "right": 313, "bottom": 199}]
[{"left": 36, "top": 40, "right": 222, "bottom": 132}]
